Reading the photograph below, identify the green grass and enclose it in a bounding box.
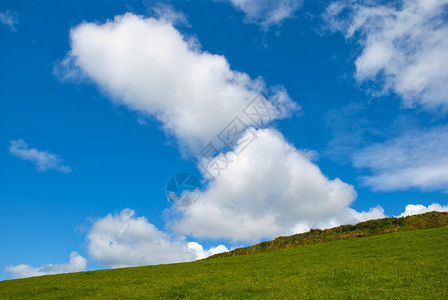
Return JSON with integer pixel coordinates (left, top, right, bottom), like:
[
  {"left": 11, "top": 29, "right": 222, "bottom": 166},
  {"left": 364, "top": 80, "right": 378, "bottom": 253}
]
[
  {"left": 211, "top": 211, "right": 448, "bottom": 258},
  {"left": 1, "top": 225, "right": 447, "bottom": 299}
]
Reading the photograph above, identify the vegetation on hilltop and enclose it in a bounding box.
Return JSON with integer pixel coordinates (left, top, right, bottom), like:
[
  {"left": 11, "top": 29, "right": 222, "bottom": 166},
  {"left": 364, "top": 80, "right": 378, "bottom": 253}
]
[{"left": 210, "top": 211, "right": 448, "bottom": 258}]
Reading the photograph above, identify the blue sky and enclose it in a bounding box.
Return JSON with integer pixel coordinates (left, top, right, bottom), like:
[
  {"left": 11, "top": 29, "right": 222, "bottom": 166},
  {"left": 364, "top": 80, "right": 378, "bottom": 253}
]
[{"left": 1, "top": 0, "right": 448, "bottom": 280}]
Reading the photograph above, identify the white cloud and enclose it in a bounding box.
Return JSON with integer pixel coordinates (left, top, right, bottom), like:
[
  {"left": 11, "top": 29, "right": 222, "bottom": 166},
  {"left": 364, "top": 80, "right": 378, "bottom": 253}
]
[
  {"left": 398, "top": 203, "right": 448, "bottom": 217},
  {"left": 353, "top": 125, "right": 448, "bottom": 192},
  {"left": 3, "top": 252, "right": 87, "bottom": 279},
  {"left": 0, "top": 10, "right": 18, "bottom": 31},
  {"left": 145, "top": 2, "right": 189, "bottom": 26},
  {"left": 59, "top": 11, "right": 382, "bottom": 247},
  {"left": 168, "top": 128, "right": 385, "bottom": 243},
  {"left": 9, "top": 139, "right": 72, "bottom": 173},
  {"left": 228, "top": 0, "right": 303, "bottom": 27},
  {"left": 58, "top": 13, "right": 297, "bottom": 153},
  {"left": 324, "top": 0, "right": 448, "bottom": 110},
  {"left": 87, "top": 209, "right": 227, "bottom": 268},
  {"left": 187, "top": 242, "right": 229, "bottom": 260}
]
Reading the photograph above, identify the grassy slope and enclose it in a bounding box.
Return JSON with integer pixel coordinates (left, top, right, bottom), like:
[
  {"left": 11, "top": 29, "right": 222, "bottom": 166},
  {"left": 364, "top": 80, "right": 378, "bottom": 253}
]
[
  {"left": 211, "top": 212, "right": 448, "bottom": 258},
  {"left": 1, "top": 224, "right": 447, "bottom": 298}
]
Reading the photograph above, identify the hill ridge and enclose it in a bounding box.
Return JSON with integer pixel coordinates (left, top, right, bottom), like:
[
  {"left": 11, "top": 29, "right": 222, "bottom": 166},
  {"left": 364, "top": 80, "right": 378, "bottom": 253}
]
[{"left": 209, "top": 211, "right": 448, "bottom": 259}]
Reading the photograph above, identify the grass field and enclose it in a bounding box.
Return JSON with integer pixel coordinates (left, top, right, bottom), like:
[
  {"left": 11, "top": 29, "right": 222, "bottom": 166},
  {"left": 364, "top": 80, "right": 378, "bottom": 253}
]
[{"left": 1, "top": 225, "right": 447, "bottom": 299}]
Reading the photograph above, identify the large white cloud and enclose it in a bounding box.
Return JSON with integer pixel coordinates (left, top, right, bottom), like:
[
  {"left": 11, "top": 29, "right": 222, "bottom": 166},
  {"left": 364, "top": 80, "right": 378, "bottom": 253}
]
[
  {"left": 168, "top": 128, "right": 385, "bottom": 243},
  {"left": 3, "top": 252, "right": 87, "bottom": 279},
  {"left": 228, "top": 0, "right": 303, "bottom": 28},
  {"left": 59, "top": 13, "right": 297, "bottom": 153},
  {"left": 59, "top": 11, "right": 383, "bottom": 246},
  {"left": 9, "top": 139, "right": 72, "bottom": 173},
  {"left": 353, "top": 125, "right": 448, "bottom": 192},
  {"left": 87, "top": 209, "right": 227, "bottom": 268},
  {"left": 324, "top": 0, "right": 448, "bottom": 110}
]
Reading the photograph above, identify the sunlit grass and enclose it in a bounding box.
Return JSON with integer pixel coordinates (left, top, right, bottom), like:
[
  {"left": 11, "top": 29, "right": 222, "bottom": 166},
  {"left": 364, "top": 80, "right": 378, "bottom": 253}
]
[{"left": 1, "top": 224, "right": 447, "bottom": 299}]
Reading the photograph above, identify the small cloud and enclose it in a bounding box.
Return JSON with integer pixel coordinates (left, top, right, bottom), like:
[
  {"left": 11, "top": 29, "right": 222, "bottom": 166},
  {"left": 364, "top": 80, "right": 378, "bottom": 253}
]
[
  {"left": 53, "top": 55, "right": 84, "bottom": 83},
  {"left": 144, "top": 1, "right": 190, "bottom": 26},
  {"left": 187, "top": 242, "right": 229, "bottom": 260},
  {"left": 398, "top": 203, "right": 448, "bottom": 217},
  {"left": 0, "top": 10, "right": 18, "bottom": 31},
  {"left": 9, "top": 139, "right": 72, "bottom": 173},
  {"left": 3, "top": 252, "right": 87, "bottom": 279},
  {"left": 228, "top": 0, "right": 303, "bottom": 28}
]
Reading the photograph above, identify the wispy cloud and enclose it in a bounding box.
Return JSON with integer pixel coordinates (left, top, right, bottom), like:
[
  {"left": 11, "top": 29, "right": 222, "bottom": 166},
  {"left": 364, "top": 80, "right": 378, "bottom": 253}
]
[
  {"left": 228, "top": 0, "right": 303, "bottom": 28},
  {"left": 144, "top": 1, "right": 190, "bottom": 26},
  {"left": 9, "top": 139, "right": 72, "bottom": 173},
  {"left": 0, "top": 10, "right": 18, "bottom": 31},
  {"left": 324, "top": 0, "right": 448, "bottom": 111},
  {"left": 353, "top": 125, "right": 448, "bottom": 192},
  {"left": 3, "top": 252, "right": 87, "bottom": 279}
]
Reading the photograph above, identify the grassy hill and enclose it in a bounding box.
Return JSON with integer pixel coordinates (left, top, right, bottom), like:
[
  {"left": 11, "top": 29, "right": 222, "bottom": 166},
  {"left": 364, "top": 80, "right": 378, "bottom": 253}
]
[
  {"left": 211, "top": 211, "right": 448, "bottom": 258},
  {"left": 1, "top": 212, "right": 447, "bottom": 299}
]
